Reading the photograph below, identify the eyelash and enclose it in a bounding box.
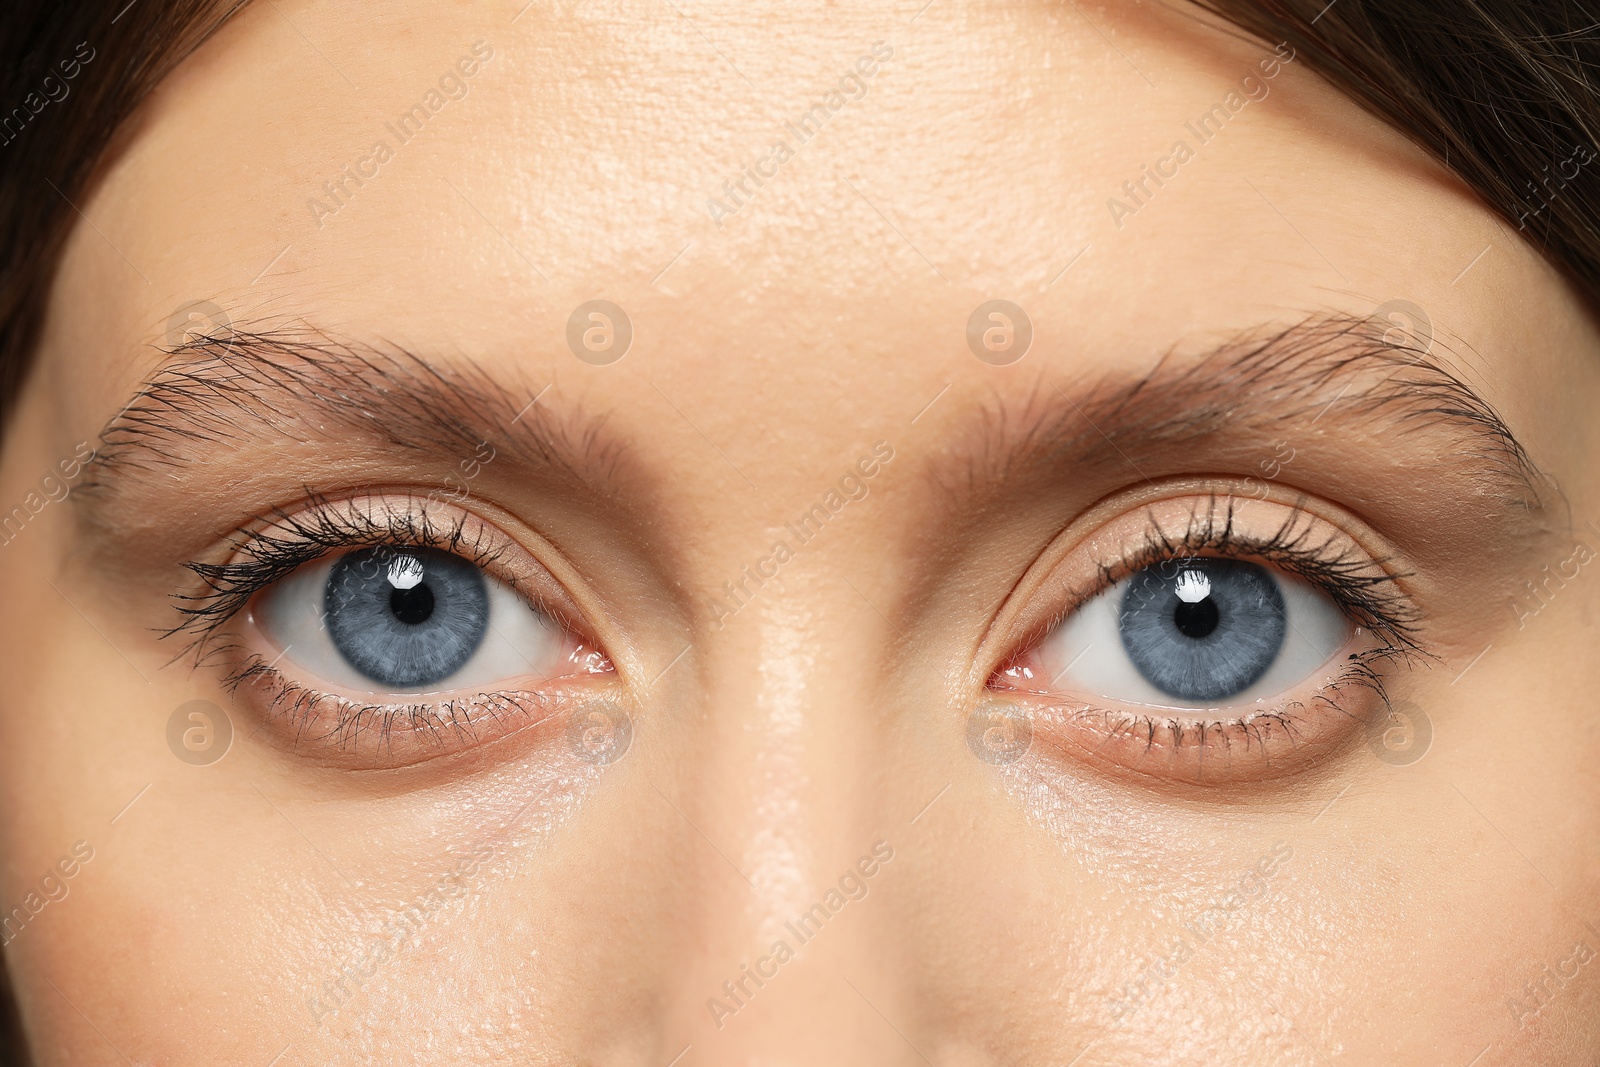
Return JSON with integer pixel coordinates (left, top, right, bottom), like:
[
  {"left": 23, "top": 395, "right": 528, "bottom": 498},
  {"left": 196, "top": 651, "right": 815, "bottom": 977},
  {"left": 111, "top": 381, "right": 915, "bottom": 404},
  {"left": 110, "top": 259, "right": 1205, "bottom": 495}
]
[
  {"left": 1000, "top": 496, "right": 1429, "bottom": 752},
  {"left": 168, "top": 493, "right": 578, "bottom": 754},
  {"left": 173, "top": 493, "right": 1421, "bottom": 760},
  {"left": 171, "top": 492, "right": 518, "bottom": 641},
  {"left": 1096, "top": 496, "right": 1420, "bottom": 647}
]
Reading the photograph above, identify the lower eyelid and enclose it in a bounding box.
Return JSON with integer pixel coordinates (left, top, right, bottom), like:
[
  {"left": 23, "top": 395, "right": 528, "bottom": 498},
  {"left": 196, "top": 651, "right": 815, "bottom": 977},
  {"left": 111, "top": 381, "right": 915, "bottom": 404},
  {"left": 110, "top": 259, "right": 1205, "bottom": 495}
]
[
  {"left": 227, "top": 653, "right": 583, "bottom": 769},
  {"left": 993, "top": 641, "right": 1406, "bottom": 787},
  {"left": 225, "top": 570, "right": 612, "bottom": 766}
]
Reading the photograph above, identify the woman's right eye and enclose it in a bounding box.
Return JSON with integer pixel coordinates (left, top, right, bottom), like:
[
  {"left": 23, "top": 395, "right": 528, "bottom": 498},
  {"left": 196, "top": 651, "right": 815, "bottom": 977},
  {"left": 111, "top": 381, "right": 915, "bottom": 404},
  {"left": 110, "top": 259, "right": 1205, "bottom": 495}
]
[{"left": 254, "top": 544, "right": 575, "bottom": 697}]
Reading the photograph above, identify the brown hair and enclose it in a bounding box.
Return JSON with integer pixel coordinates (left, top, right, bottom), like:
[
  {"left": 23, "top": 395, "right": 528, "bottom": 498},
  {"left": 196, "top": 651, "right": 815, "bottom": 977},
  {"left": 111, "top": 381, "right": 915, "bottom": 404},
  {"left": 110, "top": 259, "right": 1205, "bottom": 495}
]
[
  {"left": 1198, "top": 0, "right": 1600, "bottom": 299},
  {"left": 0, "top": 1, "right": 247, "bottom": 444}
]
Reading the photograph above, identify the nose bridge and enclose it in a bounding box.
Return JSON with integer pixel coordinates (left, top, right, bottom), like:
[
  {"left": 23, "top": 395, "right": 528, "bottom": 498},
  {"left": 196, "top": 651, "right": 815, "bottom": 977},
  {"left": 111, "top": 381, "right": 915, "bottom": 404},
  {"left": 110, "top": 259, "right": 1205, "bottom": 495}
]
[{"left": 659, "top": 593, "right": 919, "bottom": 1064}]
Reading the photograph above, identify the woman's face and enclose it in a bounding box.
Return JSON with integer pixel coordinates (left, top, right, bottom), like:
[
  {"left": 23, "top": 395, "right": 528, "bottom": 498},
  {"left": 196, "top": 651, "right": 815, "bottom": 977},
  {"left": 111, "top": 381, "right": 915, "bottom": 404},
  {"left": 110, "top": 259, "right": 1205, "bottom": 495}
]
[{"left": 2, "top": 1, "right": 1598, "bottom": 1063}]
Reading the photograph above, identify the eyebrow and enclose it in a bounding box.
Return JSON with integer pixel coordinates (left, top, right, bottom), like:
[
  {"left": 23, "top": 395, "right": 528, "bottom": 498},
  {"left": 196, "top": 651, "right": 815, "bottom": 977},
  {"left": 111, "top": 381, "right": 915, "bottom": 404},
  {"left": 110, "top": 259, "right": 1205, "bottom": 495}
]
[
  {"left": 80, "top": 314, "right": 1552, "bottom": 541},
  {"left": 79, "top": 327, "right": 641, "bottom": 506},
  {"left": 944, "top": 312, "right": 1554, "bottom": 517}
]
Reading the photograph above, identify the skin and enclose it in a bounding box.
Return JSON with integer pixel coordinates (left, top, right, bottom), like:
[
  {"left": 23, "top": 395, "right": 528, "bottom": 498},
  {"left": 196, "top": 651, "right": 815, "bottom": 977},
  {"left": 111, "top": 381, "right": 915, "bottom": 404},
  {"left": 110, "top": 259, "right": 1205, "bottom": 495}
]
[{"left": 1, "top": 0, "right": 1599, "bottom": 1063}]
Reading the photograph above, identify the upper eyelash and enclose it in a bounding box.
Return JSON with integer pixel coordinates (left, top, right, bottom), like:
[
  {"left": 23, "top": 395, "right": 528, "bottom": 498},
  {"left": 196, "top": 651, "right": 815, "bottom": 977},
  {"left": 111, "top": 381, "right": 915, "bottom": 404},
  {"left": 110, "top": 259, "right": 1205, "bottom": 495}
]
[
  {"left": 167, "top": 491, "right": 513, "bottom": 650},
  {"left": 188, "top": 493, "right": 1412, "bottom": 683},
  {"left": 1039, "top": 494, "right": 1424, "bottom": 656}
]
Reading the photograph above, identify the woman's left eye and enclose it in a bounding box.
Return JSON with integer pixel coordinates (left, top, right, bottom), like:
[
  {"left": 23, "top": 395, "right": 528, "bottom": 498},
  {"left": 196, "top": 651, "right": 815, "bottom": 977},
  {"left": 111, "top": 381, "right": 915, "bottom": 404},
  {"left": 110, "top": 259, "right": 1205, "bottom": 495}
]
[
  {"left": 254, "top": 545, "right": 571, "bottom": 695},
  {"left": 1025, "top": 556, "right": 1354, "bottom": 709}
]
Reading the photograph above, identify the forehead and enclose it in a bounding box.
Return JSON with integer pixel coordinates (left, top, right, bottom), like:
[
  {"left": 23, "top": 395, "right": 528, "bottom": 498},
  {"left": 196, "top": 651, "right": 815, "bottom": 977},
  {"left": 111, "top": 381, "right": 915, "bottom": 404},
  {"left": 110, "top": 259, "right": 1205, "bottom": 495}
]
[{"left": 46, "top": 0, "right": 1541, "bottom": 454}]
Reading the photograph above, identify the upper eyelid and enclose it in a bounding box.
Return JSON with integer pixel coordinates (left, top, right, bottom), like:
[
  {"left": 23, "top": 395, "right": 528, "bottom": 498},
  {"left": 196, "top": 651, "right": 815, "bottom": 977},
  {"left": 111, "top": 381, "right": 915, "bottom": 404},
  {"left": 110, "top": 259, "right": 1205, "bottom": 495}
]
[
  {"left": 170, "top": 492, "right": 564, "bottom": 644},
  {"left": 1102, "top": 503, "right": 1416, "bottom": 631},
  {"left": 994, "top": 495, "right": 1423, "bottom": 676}
]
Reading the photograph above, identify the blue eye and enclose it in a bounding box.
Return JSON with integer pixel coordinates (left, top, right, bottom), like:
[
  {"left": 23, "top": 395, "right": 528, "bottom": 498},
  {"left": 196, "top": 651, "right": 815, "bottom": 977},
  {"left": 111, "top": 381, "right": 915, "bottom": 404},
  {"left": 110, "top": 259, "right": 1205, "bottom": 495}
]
[
  {"left": 1117, "top": 559, "right": 1286, "bottom": 701},
  {"left": 324, "top": 548, "right": 490, "bottom": 688},
  {"left": 1035, "top": 555, "right": 1352, "bottom": 709},
  {"left": 256, "top": 544, "right": 568, "bottom": 697}
]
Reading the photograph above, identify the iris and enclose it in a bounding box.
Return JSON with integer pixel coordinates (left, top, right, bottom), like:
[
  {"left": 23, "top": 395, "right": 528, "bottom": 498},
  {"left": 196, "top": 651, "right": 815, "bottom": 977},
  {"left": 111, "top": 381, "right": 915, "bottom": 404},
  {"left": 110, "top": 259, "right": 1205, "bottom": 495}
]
[
  {"left": 1117, "top": 558, "right": 1286, "bottom": 701},
  {"left": 324, "top": 546, "right": 490, "bottom": 688}
]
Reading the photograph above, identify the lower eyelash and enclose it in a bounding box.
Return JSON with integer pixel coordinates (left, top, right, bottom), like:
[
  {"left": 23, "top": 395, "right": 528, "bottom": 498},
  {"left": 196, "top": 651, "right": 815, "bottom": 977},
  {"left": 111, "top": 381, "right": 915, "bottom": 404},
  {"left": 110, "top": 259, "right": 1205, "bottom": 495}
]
[
  {"left": 1034, "top": 643, "right": 1406, "bottom": 755},
  {"left": 225, "top": 649, "right": 563, "bottom": 755}
]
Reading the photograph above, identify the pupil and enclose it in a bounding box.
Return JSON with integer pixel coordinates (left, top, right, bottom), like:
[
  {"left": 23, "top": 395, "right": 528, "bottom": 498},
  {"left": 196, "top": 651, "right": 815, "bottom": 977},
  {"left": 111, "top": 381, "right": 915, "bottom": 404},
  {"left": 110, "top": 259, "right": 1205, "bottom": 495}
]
[
  {"left": 389, "top": 582, "right": 435, "bottom": 625},
  {"left": 1173, "top": 596, "right": 1219, "bottom": 639}
]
